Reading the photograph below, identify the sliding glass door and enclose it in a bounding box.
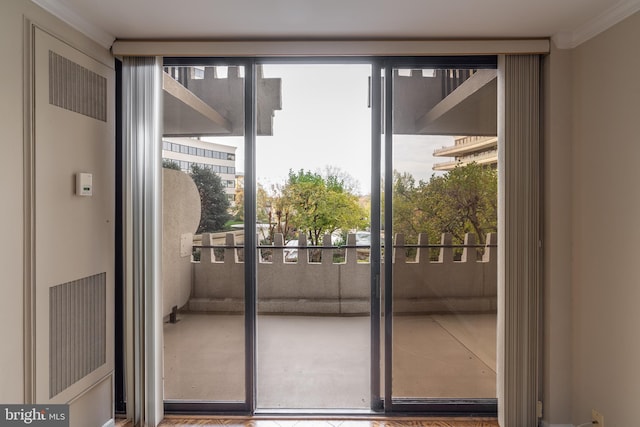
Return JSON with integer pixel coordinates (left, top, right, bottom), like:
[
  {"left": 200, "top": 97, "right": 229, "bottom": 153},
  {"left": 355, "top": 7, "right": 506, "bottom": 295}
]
[
  {"left": 254, "top": 63, "right": 373, "bottom": 410},
  {"left": 159, "top": 57, "right": 498, "bottom": 415},
  {"left": 161, "top": 60, "right": 251, "bottom": 412},
  {"left": 380, "top": 59, "right": 497, "bottom": 414}
]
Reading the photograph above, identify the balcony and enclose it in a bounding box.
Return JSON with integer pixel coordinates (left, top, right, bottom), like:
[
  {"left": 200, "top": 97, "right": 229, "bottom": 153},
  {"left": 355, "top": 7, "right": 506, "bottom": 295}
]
[
  {"left": 433, "top": 136, "right": 497, "bottom": 157},
  {"left": 163, "top": 231, "right": 497, "bottom": 406},
  {"left": 188, "top": 232, "right": 496, "bottom": 314},
  {"left": 164, "top": 312, "right": 496, "bottom": 405},
  {"left": 162, "top": 65, "right": 282, "bottom": 137},
  {"left": 432, "top": 149, "right": 498, "bottom": 172}
]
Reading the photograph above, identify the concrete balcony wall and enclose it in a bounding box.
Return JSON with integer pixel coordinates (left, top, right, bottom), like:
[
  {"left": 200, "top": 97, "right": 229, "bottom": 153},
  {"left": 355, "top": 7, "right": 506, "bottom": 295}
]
[
  {"left": 162, "top": 168, "right": 201, "bottom": 317},
  {"left": 392, "top": 232, "right": 497, "bottom": 313},
  {"left": 188, "top": 232, "right": 497, "bottom": 315},
  {"left": 164, "top": 65, "right": 282, "bottom": 137}
]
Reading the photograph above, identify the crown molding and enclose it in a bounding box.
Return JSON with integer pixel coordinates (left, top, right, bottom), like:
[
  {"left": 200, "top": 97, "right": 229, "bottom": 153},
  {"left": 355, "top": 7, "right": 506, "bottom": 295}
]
[
  {"left": 31, "top": 0, "right": 115, "bottom": 49},
  {"left": 30, "top": 0, "right": 640, "bottom": 52},
  {"left": 553, "top": 0, "right": 640, "bottom": 49}
]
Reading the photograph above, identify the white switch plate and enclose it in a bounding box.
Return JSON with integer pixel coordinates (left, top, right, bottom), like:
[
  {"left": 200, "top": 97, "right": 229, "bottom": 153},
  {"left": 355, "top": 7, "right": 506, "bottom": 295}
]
[{"left": 76, "top": 172, "right": 93, "bottom": 196}]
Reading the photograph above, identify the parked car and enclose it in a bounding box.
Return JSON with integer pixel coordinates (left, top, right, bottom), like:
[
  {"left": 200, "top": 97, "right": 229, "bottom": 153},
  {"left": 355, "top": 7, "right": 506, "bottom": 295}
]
[
  {"left": 355, "top": 231, "right": 371, "bottom": 247},
  {"left": 284, "top": 233, "right": 369, "bottom": 262},
  {"left": 284, "top": 239, "right": 299, "bottom": 262}
]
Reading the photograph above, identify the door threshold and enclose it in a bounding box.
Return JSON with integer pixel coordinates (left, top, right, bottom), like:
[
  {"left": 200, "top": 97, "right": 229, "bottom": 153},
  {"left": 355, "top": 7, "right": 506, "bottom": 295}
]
[{"left": 253, "top": 409, "right": 380, "bottom": 418}]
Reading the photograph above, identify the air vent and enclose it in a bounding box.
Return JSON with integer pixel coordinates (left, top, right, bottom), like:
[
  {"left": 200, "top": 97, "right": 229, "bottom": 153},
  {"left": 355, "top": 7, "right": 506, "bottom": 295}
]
[
  {"left": 49, "top": 51, "right": 107, "bottom": 122},
  {"left": 49, "top": 273, "right": 106, "bottom": 397}
]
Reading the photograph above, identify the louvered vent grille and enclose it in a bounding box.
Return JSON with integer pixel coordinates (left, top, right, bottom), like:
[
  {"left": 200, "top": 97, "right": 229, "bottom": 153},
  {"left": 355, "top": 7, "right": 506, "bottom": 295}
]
[
  {"left": 49, "top": 273, "right": 106, "bottom": 397},
  {"left": 49, "top": 51, "right": 107, "bottom": 121}
]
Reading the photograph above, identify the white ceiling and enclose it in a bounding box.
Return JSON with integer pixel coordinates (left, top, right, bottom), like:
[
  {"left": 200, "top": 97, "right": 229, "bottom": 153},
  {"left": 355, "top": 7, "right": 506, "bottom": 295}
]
[{"left": 33, "top": 0, "right": 640, "bottom": 50}]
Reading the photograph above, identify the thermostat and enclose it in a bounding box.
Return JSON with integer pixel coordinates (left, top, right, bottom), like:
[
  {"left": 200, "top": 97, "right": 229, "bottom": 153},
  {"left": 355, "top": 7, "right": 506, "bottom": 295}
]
[{"left": 76, "top": 173, "right": 93, "bottom": 196}]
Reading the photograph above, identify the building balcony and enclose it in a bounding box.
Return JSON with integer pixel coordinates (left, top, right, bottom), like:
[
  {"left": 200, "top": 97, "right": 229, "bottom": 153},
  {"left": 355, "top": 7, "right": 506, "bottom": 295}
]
[
  {"left": 184, "top": 232, "right": 496, "bottom": 315},
  {"left": 433, "top": 136, "right": 497, "bottom": 157},
  {"left": 163, "top": 65, "right": 282, "bottom": 137},
  {"left": 433, "top": 149, "right": 498, "bottom": 172},
  {"left": 162, "top": 170, "right": 497, "bottom": 407},
  {"left": 163, "top": 232, "right": 497, "bottom": 405}
]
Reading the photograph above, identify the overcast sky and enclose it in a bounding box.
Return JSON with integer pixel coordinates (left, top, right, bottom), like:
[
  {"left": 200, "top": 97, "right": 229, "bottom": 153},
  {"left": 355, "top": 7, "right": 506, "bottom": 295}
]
[{"left": 205, "top": 64, "right": 450, "bottom": 195}]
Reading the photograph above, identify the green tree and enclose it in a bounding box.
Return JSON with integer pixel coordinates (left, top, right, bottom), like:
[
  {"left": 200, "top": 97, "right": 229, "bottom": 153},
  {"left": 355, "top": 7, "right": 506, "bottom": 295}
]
[
  {"left": 190, "top": 164, "right": 231, "bottom": 234},
  {"left": 255, "top": 184, "right": 294, "bottom": 244},
  {"left": 232, "top": 184, "right": 244, "bottom": 221},
  {"left": 321, "top": 165, "right": 362, "bottom": 194},
  {"left": 282, "top": 169, "right": 368, "bottom": 246},
  {"left": 162, "top": 159, "right": 181, "bottom": 170},
  {"left": 393, "top": 163, "right": 497, "bottom": 245}
]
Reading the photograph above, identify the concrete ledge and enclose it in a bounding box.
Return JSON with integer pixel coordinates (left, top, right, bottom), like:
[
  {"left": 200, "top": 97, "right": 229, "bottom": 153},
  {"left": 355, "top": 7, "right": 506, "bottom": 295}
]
[
  {"left": 338, "top": 299, "right": 371, "bottom": 314},
  {"left": 259, "top": 299, "right": 348, "bottom": 314},
  {"left": 188, "top": 297, "right": 496, "bottom": 315},
  {"left": 188, "top": 298, "right": 245, "bottom": 312},
  {"left": 394, "top": 297, "right": 498, "bottom": 314},
  {"left": 189, "top": 298, "right": 371, "bottom": 315}
]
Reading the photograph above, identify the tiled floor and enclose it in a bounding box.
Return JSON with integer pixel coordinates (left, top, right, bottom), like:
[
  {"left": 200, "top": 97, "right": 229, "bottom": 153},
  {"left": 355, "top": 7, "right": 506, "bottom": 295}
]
[{"left": 164, "top": 313, "right": 496, "bottom": 408}]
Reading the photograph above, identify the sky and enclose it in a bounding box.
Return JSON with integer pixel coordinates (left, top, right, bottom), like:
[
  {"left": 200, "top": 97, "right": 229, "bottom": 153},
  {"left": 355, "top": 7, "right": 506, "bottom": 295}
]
[{"left": 204, "top": 64, "right": 451, "bottom": 195}]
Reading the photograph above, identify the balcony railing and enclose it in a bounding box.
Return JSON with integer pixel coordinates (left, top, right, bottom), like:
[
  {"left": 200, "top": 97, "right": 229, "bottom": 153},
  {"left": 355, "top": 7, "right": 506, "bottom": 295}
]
[{"left": 183, "top": 232, "right": 497, "bottom": 315}]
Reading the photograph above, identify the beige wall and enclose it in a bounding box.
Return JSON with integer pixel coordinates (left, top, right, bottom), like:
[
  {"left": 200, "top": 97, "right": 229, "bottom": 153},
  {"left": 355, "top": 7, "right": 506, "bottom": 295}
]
[
  {"left": 569, "top": 10, "right": 640, "bottom": 427},
  {"left": 543, "top": 44, "right": 574, "bottom": 425},
  {"left": 544, "top": 11, "right": 640, "bottom": 426},
  {"left": 0, "top": 0, "right": 114, "bottom": 421},
  {"left": 0, "top": 0, "right": 28, "bottom": 404}
]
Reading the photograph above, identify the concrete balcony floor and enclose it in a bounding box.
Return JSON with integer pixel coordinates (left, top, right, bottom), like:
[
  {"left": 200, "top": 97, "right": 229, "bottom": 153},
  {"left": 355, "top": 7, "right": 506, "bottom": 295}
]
[{"left": 163, "top": 313, "right": 496, "bottom": 409}]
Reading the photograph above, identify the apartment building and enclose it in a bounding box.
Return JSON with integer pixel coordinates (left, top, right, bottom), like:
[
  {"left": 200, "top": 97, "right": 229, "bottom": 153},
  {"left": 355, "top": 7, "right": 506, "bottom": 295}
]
[
  {"left": 432, "top": 136, "right": 498, "bottom": 171},
  {"left": 1, "top": 1, "right": 639, "bottom": 427},
  {"left": 162, "top": 137, "right": 238, "bottom": 202}
]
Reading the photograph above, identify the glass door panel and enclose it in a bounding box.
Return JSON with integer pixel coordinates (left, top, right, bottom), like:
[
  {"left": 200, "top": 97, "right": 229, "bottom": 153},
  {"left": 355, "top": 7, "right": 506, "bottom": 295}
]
[
  {"left": 161, "top": 63, "right": 246, "bottom": 406},
  {"left": 255, "top": 63, "right": 372, "bottom": 410},
  {"left": 157, "top": 58, "right": 498, "bottom": 414},
  {"left": 388, "top": 66, "right": 498, "bottom": 402}
]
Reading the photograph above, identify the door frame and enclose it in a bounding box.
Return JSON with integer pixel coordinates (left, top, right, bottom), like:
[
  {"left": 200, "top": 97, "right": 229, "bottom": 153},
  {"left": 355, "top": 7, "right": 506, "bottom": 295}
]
[
  {"left": 151, "top": 55, "right": 499, "bottom": 416},
  {"left": 376, "top": 57, "right": 498, "bottom": 416}
]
